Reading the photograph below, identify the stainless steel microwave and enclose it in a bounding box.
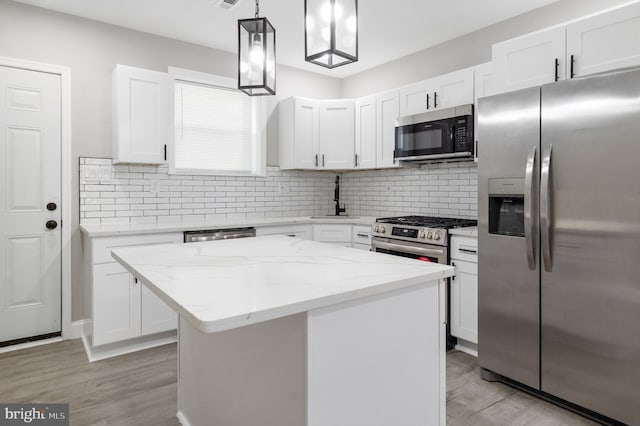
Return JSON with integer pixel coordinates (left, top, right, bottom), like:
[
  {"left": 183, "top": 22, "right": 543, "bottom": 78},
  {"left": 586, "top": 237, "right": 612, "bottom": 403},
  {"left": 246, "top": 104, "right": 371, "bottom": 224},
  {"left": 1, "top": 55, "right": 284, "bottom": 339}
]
[{"left": 394, "top": 104, "right": 474, "bottom": 162}]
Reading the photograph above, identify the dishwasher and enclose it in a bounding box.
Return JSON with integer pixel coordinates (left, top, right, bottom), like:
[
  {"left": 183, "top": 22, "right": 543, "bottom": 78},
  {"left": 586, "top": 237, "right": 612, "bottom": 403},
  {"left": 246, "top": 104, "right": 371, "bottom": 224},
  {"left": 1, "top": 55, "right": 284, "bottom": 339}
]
[{"left": 183, "top": 227, "right": 256, "bottom": 243}]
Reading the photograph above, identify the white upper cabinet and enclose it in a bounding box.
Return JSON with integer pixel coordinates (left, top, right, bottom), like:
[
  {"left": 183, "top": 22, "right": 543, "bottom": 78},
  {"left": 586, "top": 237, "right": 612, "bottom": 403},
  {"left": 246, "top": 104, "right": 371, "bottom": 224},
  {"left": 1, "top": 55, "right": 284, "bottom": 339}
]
[
  {"left": 399, "top": 79, "right": 434, "bottom": 117},
  {"left": 280, "top": 97, "right": 354, "bottom": 170},
  {"left": 354, "top": 95, "right": 377, "bottom": 169},
  {"left": 473, "top": 62, "right": 494, "bottom": 163},
  {"left": 566, "top": 2, "right": 640, "bottom": 78},
  {"left": 279, "top": 97, "right": 319, "bottom": 170},
  {"left": 432, "top": 67, "right": 475, "bottom": 110},
  {"left": 294, "top": 98, "right": 320, "bottom": 169},
  {"left": 112, "top": 65, "right": 170, "bottom": 164},
  {"left": 491, "top": 26, "right": 566, "bottom": 94},
  {"left": 319, "top": 100, "right": 355, "bottom": 170},
  {"left": 376, "top": 90, "right": 400, "bottom": 169}
]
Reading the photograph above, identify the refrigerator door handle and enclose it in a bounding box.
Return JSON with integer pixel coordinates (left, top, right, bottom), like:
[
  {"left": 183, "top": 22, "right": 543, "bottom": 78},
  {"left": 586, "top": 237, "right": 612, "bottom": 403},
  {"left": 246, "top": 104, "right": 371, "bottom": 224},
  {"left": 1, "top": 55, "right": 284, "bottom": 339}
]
[
  {"left": 541, "top": 145, "right": 553, "bottom": 272},
  {"left": 525, "top": 146, "right": 538, "bottom": 270}
]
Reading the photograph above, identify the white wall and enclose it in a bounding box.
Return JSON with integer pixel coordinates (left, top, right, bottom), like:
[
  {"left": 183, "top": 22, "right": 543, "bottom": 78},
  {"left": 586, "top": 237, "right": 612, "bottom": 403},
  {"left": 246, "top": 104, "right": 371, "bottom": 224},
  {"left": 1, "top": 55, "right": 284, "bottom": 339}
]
[
  {"left": 340, "top": 0, "right": 634, "bottom": 98},
  {"left": 0, "top": 0, "right": 341, "bottom": 321}
]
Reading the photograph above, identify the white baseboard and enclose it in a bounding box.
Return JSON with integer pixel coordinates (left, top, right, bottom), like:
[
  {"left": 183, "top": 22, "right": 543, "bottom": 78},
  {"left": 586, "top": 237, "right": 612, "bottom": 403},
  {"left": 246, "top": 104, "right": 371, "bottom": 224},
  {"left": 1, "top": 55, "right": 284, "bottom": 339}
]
[
  {"left": 176, "top": 411, "right": 191, "bottom": 426},
  {"left": 82, "top": 330, "right": 177, "bottom": 362},
  {"left": 454, "top": 339, "right": 478, "bottom": 357},
  {"left": 68, "top": 319, "right": 87, "bottom": 340}
]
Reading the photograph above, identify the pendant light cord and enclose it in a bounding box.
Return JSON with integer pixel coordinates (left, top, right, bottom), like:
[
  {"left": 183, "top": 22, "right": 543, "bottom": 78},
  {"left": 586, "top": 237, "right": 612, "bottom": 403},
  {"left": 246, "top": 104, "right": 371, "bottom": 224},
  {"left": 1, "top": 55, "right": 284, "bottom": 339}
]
[{"left": 255, "top": 0, "right": 259, "bottom": 18}]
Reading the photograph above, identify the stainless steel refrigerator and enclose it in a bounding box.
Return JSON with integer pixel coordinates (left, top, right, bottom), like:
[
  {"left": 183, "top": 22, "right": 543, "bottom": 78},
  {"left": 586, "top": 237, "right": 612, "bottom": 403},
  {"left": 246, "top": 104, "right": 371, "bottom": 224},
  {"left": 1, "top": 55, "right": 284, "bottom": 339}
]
[{"left": 478, "top": 66, "right": 640, "bottom": 425}]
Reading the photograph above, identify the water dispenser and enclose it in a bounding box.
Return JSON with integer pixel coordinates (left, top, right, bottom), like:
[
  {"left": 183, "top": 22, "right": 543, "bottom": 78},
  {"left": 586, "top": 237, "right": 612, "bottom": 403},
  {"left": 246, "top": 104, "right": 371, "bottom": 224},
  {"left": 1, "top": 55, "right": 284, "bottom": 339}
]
[{"left": 488, "top": 178, "right": 525, "bottom": 237}]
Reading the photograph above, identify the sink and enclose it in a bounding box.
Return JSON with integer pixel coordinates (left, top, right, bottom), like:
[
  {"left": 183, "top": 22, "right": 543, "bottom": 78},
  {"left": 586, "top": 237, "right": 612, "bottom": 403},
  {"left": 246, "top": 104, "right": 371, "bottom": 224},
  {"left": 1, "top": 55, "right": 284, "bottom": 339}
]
[{"left": 310, "top": 215, "right": 360, "bottom": 219}]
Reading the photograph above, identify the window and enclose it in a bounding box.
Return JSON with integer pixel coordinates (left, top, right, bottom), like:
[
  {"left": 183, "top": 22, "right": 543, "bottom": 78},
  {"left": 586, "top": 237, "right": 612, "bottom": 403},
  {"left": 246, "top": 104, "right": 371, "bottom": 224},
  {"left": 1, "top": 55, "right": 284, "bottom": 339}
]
[{"left": 169, "top": 68, "right": 266, "bottom": 176}]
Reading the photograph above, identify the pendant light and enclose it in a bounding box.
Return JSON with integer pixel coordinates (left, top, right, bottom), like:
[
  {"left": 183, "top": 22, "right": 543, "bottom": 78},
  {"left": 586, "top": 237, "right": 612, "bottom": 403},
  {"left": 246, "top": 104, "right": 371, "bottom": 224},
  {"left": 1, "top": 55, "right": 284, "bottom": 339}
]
[
  {"left": 305, "top": 0, "right": 358, "bottom": 69},
  {"left": 238, "top": 0, "right": 276, "bottom": 96}
]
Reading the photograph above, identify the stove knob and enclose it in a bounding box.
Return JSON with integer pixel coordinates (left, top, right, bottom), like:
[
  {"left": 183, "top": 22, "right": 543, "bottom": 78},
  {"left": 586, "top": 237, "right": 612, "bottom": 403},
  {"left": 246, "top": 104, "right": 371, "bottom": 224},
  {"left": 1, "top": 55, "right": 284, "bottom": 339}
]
[
  {"left": 419, "top": 231, "right": 426, "bottom": 239},
  {"left": 374, "top": 225, "right": 380, "bottom": 232},
  {"left": 427, "top": 231, "right": 433, "bottom": 239},
  {"left": 434, "top": 232, "right": 441, "bottom": 241},
  {"left": 380, "top": 226, "right": 386, "bottom": 234}
]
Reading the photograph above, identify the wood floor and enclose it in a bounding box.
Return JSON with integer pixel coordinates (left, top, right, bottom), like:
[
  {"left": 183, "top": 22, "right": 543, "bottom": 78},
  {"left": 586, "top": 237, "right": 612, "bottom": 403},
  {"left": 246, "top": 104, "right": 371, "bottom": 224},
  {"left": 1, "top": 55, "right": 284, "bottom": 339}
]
[{"left": 0, "top": 340, "right": 597, "bottom": 425}]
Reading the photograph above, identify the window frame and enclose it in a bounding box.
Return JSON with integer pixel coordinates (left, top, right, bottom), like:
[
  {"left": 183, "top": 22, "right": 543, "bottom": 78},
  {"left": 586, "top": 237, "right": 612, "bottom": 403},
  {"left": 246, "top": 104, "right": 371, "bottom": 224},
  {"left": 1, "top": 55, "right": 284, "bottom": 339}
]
[{"left": 167, "top": 66, "right": 266, "bottom": 177}]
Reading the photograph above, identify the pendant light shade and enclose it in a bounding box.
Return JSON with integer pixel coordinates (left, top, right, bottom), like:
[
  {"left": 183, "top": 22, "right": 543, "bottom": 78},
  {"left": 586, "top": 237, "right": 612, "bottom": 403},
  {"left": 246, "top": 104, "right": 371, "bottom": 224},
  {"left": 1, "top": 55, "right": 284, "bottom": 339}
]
[
  {"left": 305, "top": 0, "right": 358, "bottom": 69},
  {"left": 238, "top": 1, "right": 276, "bottom": 96}
]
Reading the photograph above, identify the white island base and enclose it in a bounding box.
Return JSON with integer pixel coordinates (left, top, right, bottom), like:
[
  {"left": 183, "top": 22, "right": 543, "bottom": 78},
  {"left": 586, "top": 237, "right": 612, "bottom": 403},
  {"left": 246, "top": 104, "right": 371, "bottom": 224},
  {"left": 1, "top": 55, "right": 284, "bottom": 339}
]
[
  {"left": 111, "top": 236, "right": 451, "bottom": 426},
  {"left": 176, "top": 280, "right": 445, "bottom": 426}
]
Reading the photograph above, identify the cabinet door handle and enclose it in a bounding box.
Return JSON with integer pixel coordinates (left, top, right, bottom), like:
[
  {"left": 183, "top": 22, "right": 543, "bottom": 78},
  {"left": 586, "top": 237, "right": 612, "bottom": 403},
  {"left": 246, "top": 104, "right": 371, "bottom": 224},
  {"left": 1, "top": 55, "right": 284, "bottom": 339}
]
[
  {"left": 426, "top": 93, "right": 430, "bottom": 110},
  {"left": 164, "top": 144, "right": 167, "bottom": 161},
  {"left": 393, "top": 149, "right": 397, "bottom": 164},
  {"left": 322, "top": 154, "right": 325, "bottom": 167},
  {"left": 459, "top": 248, "right": 477, "bottom": 255},
  {"left": 451, "top": 261, "right": 456, "bottom": 280},
  {"left": 356, "top": 233, "right": 369, "bottom": 238},
  {"left": 315, "top": 154, "right": 319, "bottom": 167},
  {"left": 434, "top": 92, "right": 438, "bottom": 108},
  {"left": 554, "top": 58, "right": 559, "bottom": 82},
  {"left": 570, "top": 54, "right": 575, "bottom": 79},
  {"left": 354, "top": 153, "right": 359, "bottom": 167}
]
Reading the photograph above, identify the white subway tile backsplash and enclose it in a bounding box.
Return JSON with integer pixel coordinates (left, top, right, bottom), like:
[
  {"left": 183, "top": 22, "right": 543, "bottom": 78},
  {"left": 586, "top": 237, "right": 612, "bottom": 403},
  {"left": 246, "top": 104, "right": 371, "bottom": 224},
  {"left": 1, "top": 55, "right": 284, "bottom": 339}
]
[
  {"left": 80, "top": 159, "right": 336, "bottom": 225},
  {"left": 341, "top": 163, "right": 477, "bottom": 219}
]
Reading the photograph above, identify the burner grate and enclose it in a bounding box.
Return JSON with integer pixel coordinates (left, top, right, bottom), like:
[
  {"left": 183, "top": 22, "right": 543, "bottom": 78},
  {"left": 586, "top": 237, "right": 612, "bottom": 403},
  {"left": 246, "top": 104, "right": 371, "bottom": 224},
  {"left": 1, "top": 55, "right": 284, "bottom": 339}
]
[{"left": 376, "top": 216, "right": 477, "bottom": 228}]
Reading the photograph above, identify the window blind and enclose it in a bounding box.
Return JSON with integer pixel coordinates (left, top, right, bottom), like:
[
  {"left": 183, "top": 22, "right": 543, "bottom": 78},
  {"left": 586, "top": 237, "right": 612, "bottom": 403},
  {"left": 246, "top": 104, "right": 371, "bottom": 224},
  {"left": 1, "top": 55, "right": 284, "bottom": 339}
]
[{"left": 174, "top": 81, "right": 257, "bottom": 174}]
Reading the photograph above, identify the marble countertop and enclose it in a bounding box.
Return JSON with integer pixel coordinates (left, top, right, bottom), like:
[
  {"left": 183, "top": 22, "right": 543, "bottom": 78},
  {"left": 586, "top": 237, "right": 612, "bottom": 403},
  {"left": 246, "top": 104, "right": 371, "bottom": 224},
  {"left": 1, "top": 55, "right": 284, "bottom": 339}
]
[
  {"left": 449, "top": 226, "right": 478, "bottom": 238},
  {"left": 81, "top": 216, "right": 377, "bottom": 237},
  {"left": 112, "top": 236, "right": 454, "bottom": 334}
]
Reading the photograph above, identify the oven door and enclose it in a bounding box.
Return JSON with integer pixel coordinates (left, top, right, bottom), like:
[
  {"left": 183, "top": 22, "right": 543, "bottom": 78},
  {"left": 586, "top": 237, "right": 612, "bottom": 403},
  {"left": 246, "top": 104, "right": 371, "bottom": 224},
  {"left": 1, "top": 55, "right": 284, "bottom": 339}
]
[
  {"left": 395, "top": 119, "right": 454, "bottom": 160},
  {"left": 371, "top": 237, "right": 447, "bottom": 264}
]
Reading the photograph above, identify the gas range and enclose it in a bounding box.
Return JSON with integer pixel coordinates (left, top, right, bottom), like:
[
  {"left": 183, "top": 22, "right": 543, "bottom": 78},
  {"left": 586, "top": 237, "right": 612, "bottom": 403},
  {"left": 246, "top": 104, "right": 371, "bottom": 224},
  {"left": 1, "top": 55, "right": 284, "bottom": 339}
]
[{"left": 371, "top": 216, "right": 477, "bottom": 247}]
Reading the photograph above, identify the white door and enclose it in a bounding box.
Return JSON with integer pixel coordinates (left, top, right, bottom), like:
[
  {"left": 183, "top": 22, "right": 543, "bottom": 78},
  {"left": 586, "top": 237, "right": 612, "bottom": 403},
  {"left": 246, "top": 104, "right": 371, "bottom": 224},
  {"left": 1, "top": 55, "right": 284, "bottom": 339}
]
[
  {"left": 376, "top": 90, "right": 400, "bottom": 168},
  {"left": 567, "top": 2, "right": 640, "bottom": 78},
  {"left": 0, "top": 66, "right": 61, "bottom": 343},
  {"left": 399, "top": 79, "right": 433, "bottom": 117},
  {"left": 294, "top": 98, "right": 319, "bottom": 169},
  {"left": 319, "top": 100, "right": 354, "bottom": 170},
  {"left": 432, "top": 67, "right": 475, "bottom": 110},
  {"left": 492, "top": 26, "right": 566, "bottom": 94},
  {"left": 354, "top": 95, "right": 376, "bottom": 169}
]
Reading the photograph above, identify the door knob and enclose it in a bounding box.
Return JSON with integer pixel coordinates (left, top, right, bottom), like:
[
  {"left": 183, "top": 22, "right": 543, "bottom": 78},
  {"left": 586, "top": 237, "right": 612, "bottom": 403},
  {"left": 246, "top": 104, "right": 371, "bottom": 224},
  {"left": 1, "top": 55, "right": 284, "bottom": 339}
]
[
  {"left": 46, "top": 220, "right": 58, "bottom": 230},
  {"left": 47, "top": 202, "right": 57, "bottom": 211}
]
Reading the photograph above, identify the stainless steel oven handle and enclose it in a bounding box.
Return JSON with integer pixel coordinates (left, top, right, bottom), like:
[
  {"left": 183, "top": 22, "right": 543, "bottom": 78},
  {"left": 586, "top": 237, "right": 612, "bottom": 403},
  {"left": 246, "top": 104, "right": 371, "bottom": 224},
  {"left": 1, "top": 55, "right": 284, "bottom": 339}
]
[
  {"left": 374, "top": 240, "right": 445, "bottom": 257},
  {"left": 540, "top": 145, "right": 553, "bottom": 272},
  {"left": 524, "top": 145, "right": 537, "bottom": 271}
]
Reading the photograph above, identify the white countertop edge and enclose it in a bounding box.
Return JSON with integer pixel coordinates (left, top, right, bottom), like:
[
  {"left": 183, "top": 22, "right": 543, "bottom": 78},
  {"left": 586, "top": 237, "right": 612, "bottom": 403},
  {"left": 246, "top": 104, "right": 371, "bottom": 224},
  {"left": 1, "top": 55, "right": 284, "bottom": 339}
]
[
  {"left": 448, "top": 226, "right": 478, "bottom": 237},
  {"left": 112, "top": 249, "right": 454, "bottom": 334},
  {"left": 81, "top": 216, "right": 377, "bottom": 237}
]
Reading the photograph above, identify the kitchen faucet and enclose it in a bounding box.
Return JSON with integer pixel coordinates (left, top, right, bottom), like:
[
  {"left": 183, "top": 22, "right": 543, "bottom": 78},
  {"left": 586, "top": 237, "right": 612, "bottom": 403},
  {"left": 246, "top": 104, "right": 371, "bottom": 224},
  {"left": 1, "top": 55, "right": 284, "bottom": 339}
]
[{"left": 334, "top": 175, "right": 346, "bottom": 216}]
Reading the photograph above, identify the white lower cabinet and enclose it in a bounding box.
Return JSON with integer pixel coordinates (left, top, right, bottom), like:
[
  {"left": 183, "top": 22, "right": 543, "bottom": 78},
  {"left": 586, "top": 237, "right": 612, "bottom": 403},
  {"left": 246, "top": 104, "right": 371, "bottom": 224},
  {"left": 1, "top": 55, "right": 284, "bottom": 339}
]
[
  {"left": 256, "top": 225, "right": 313, "bottom": 239},
  {"left": 85, "top": 232, "right": 182, "bottom": 355},
  {"left": 141, "top": 285, "right": 178, "bottom": 336},
  {"left": 450, "top": 235, "right": 478, "bottom": 350},
  {"left": 313, "top": 224, "right": 352, "bottom": 244},
  {"left": 93, "top": 262, "right": 141, "bottom": 346}
]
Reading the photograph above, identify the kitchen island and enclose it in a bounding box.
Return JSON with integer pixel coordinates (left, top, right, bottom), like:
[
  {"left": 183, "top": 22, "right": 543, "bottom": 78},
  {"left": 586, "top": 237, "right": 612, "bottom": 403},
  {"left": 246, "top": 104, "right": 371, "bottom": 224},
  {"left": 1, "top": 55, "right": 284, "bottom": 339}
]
[{"left": 112, "top": 236, "right": 454, "bottom": 426}]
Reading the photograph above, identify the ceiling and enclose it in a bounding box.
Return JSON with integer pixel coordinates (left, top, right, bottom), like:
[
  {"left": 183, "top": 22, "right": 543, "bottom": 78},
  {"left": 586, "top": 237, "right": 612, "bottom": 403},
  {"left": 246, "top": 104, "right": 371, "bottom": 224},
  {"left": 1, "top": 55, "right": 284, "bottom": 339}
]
[{"left": 12, "top": 0, "right": 559, "bottom": 78}]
